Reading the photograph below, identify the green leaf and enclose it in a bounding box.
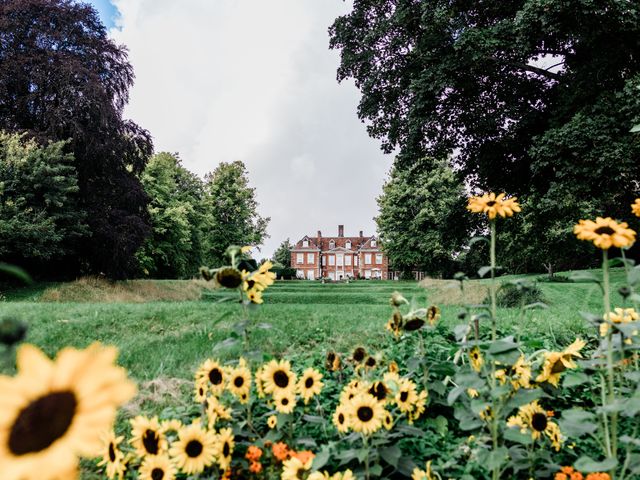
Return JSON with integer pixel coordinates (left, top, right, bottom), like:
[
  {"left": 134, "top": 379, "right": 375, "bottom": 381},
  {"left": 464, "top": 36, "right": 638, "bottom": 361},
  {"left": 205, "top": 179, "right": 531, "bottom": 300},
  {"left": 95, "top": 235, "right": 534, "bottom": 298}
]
[
  {"left": 469, "top": 236, "right": 489, "bottom": 246},
  {"left": 558, "top": 409, "right": 598, "bottom": 437},
  {"left": 504, "top": 427, "right": 534, "bottom": 445},
  {"left": 302, "top": 415, "right": 325, "bottom": 424},
  {"left": 486, "top": 447, "right": 509, "bottom": 471},
  {"left": 379, "top": 445, "right": 402, "bottom": 468},
  {"left": 213, "top": 337, "right": 240, "bottom": 351},
  {"left": 0, "top": 263, "right": 31, "bottom": 284},
  {"left": 629, "top": 266, "right": 640, "bottom": 286},
  {"left": 447, "top": 385, "right": 465, "bottom": 405},
  {"left": 488, "top": 337, "right": 519, "bottom": 354},
  {"left": 505, "top": 388, "right": 544, "bottom": 411},
  {"left": 574, "top": 456, "right": 617, "bottom": 473},
  {"left": 563, "top": 370, "right": 591, "bottom": 388},
  {"left": 630, "top": 123, "right": 640, "bottom": 133},
  {"left": 570, "top": 271, "right": 601, "bottom": 283},
  {"left": 524, "top": 302, "right": 548, "bottom": 310},
  {"left": 311, "top": 448, "right": 330, "bottom": 471},
  {"left": 478, "top": 266, "right": 492, "bottom": 278}
]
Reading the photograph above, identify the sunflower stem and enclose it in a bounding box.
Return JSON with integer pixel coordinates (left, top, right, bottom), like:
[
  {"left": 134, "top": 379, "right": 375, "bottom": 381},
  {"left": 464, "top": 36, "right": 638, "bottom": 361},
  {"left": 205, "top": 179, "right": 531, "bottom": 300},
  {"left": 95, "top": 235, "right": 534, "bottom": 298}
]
[
  {"left": 602, "top": 249, "right": 618, "bottom": 464},
  {"left": 490, "top": 221, "right": 497, "bottom": 341}
]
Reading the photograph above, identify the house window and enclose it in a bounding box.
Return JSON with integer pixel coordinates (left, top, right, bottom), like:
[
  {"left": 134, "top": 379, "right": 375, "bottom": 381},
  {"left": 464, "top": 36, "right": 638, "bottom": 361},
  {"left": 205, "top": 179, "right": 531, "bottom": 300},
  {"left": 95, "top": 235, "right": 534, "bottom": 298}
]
[
  {"left": 308, "top": 253, "right": 315, "bottom": 263},
  {"left": 337, "top": 254, "right": 344, "bottom": 266},
  {"left": 375, "top": 254, "right": 383, "bottom": 264},
  {"left": 296, "top": 253, "right": 304, "bottom": 264},
  {"left": 329, "top": 240, "right": 335, "bottom": 249},
  {"left": 303, "top": 239, "right": 309, "bottom": 247},
  {"left": 329, "top": 255, "right": 335, "bottom": 266},
  {"left": 365, "top": 254, "right": 372, "bottom": 264},
  {"left": 346, "top": 240, "right": 351, "bottom": 249},
  {"left": 354, "top": 256, "right": 359, "bottom": 266},
  {"left": 371, "top": 239, "right": 377, "bottom": 247},
  {"left": 345, "top": 255, "right": 352, "bottom": 266},
  {"left": 322, "top": 256, "right": 326, "bottom": 266},
  {"left": 296, "top": 269, "right": 304, "bottom": 278}
]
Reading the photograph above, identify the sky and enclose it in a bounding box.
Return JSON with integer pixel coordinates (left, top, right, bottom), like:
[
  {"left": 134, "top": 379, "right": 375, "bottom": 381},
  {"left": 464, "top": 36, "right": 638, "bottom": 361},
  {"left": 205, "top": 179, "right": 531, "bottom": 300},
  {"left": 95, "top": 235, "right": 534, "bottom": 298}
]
[{"left": 87, "top": 0, "right": 393, "bottom": 258}]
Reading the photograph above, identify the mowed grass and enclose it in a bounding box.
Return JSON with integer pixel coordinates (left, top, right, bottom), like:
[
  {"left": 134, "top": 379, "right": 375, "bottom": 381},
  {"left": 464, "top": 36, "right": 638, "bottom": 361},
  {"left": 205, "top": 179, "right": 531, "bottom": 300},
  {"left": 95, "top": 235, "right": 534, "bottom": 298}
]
[{"left": 1, "top": 269, "right": 629, "bottom": 386}]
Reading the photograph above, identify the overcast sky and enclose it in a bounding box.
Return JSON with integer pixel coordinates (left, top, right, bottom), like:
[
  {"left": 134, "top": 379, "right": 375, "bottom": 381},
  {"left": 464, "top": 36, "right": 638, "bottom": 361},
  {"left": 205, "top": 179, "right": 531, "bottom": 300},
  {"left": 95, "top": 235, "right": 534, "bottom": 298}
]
[{"left": 87, "top": 0, "right": 393, "bottom": 258}]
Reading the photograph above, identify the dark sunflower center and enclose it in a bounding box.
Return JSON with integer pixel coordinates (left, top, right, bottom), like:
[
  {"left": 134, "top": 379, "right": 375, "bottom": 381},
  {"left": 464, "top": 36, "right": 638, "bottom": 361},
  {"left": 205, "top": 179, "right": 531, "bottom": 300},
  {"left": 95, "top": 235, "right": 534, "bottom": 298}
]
[
  {"left": 338, "top": 413, "right": 345, "bottom": 424},
  {"left": 151, "top": 468, "right": 165, "bottom": 480},
  {"left": 108, "top": 442, "right": 117, "bottom": 462},
  {"left": 186, "top": 439, "right": 203, "bottom": 457},
  {"left": 357, "top": 406, "right": 374, "bottom": 422},
  {"left": 369, "top": 383, "right": 388, "bottom": 401},
  {"left": 223, "top": 441, "right": 230, "bottom": 457},
  {"left": 353, "top": 348, "right": 366, "bottom": 362},
  {"left": 400, "top": 391, "right": 409, "bottom": 402},
  {"left": 209, "top": 368, "right": 223, "bottom": 385},
  {"left": 305, "top": 377, "right": 314, "bottom": 388},
  {"left": 198, "top": 387, "right": 204, "bottom": 396},
  {"left": 234, "top": 376, "right": 244, "bottom": 388},
  {"left": 486, "top": 200, "right": 496, "bottom": 207},
  {"left": 551, "top": 359, "right": 566, "bottom": 374},
  {"left": 594, "top": 226, "right": 615, "bottom": 236},
  {"left": 8, "top": 390, "right": 77, "bottom": 455},
  {"left": 143, "top": 429, "right": 160, "bottom": 455},
  {"left": 273, "top": 370, "right": 289, "bottom": 388},
  {"left": 531, "top": 412, "right": 548, "bottom": 432},
  {"left": 217, "top": 268, "right": 243, "bottom": 288},
  {"left": 247, "top": 279, "right": 256, "bottom": 289},
  {"left": 281, "top": 397, "right": 289, "bottom": 406},
  {"left": 365, "top": 357, "right": 376, "bottom": 367}
]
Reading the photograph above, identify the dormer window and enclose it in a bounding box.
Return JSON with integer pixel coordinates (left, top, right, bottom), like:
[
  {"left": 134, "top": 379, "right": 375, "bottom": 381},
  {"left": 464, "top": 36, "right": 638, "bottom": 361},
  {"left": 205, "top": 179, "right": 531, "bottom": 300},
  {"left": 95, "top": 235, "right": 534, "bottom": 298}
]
[
  {"left": 329, "top": 239, "right": 335, "bottom": 249},
  {"left": 303, "top": 239, "right": 309, "bottom": 248},
  {"left": 371, "top": 239, "right": 377, "bottom": 247},
  {"left": 346, "top": 240, "right": 351, "bottom": 249}
]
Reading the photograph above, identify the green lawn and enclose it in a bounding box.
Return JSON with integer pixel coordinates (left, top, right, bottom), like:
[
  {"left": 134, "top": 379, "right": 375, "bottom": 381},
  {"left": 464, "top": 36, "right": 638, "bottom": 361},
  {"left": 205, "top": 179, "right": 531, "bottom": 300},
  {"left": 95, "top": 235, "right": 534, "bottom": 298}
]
[{"left": 1, "top": 270, "right": 628, "bottom": 385}]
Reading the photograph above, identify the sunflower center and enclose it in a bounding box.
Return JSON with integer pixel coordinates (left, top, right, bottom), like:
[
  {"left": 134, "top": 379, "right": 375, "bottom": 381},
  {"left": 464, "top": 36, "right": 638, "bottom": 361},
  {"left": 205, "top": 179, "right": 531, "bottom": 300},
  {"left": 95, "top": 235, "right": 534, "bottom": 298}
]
[
  {"left": 550, "top": 359, "right": 566, "bottom": 374},
  {"left": 209, "top": 368, "right": 223, "bottom": 385},
  {"left": 151, "top": 468, "right": 165, "bottom": 480},
  {"left": 531, "top": 412, "right": 548, "bottom": 432},
  {"left": 223, "top": 441, "right": 230, "bottom": 457},
  {"left": 370, "top": 383, "right": 387, "bottom": 401},
  {"left": 594, "top": 226, "right": 615, "bottom": 236},
  {"left": 281, "top": 397, "right": 289, "bottom": 406},
  {"left": 273, "top": 370, "right": 289, "bottom": 388},
  {"left": 353, "top": 348, "right": 366, "bottom": 362},
  {"left": 234, "top": 376, "right": 244, "bottom": 388},
  {"left": 143, "top": 429, "right": 160, "bottom": 455},
  {"left": 486, "top": 200, "right": 496, "bottom": 207},
  {"left": 247, "top": 279, "right": 256, "bottom": 289},
  {"left": 186, "top": 439, "right": 203, "bottom": 457},
  {"left": 365, "top": 357, "right": 376, "bottom": 367},
  {"left": 108, "top": 442, "right": 117, "bottom": 462},
  {"left": 305, "top": 377, "right": 314, "bottom": 389},
  {"left": 8, "top": 390, "right": 77, "bottom": 455},
  {"left": 357, "top": 406, "right": 374, "bottom": 422},
  {"left": 400, "top": 391, "right": 409, "bottom": 403},
  {"left": 338, "top": 413, "right": 345, "bottom": 424}
]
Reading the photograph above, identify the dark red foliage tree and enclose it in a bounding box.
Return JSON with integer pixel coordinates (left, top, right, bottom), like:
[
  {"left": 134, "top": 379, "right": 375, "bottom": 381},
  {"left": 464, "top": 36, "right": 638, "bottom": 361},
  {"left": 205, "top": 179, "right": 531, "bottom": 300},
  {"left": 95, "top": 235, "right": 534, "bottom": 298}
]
[{"left": 0, "top": 0, "right": 153, "bottom": 278}]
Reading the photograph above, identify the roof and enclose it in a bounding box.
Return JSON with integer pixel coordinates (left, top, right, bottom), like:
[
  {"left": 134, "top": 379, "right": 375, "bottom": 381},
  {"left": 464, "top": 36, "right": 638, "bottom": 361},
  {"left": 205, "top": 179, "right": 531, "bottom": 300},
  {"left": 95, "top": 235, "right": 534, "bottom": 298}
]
[{"left": 292, "top": 234, "right": 380, "bottom": 252}]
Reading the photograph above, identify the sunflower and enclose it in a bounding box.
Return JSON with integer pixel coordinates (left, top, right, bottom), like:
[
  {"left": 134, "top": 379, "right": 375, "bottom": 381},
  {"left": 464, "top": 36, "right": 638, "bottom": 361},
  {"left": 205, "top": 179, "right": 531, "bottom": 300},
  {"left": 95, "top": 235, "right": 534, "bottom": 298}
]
[
  {"left": 364, "top": 356, "right": 377, "bottom": 369},
  {"left": 0, "top": 343, "right": 136, "bottom": 480},
  {"left": 367, "top": 381, "right": 390, "bottom": 403},
  {"left": 467, "top": 192, "right": 521, "bottom": 220},
  {"left": 195, "top": 359, "right": 226, "bottom": 396},
  {"left": 194, "top": 379, "right": 208, "bottom": 403},
  {"left": 409, "top": 390, "right": 428, "bottom": 424},
  {"left": 469, "top": 346, "right": 484, "bottom": 372},
  {"left": 297, "top": 368, "right": 323, "bottom": 404},
  {"left": 215, "top": 267, "right": 244, "bottom": 289},
  {"left": 600, "top": 307, "right": 639, "bottom": 337},
  {"left": 215, "top": 427, "right": 234, "bottom": 470},
  {"left": 386, "top": 311, "right": 403, "bottom": 338},
  {"left": 260, "top": 359, "right": 297, "bottom": 395},
  {"left": 536, "top": 338, "right": 585, "bottom": 387},
  {"left": 138, "top": 454, "right": 177, "bottom": 480},
  {"left": 427, "top": 305, "right": 441, "bottom": 326},
  {"left": 274, "top": 389, "right": 297, "bottom": 414},
  {"left": 169, "top": 421, "right": 217, "bottom": 474},
  {"left": 633, "top": 199, "right": 640, "bottom": 218},
  {"left": 507, "top": 401, "right": 563, "bottom": 451},
  {"left": 383, "top": 411, "right": 394, "bottom": 430},
  {"left": 205, "top": 397, "right": 231, "bottom": 429},
  {"left": 574, "top": 217, "right": 636, "bottom": 250},
  {"left": 97, "top": 430, "right": 126, "bottom": 480},
  {"left": 403, "top": 313, "right": 425, "bottom": 331},
  {"left": 352, "top": 347, "right": 367, "bottom": 363},
  {"left": 326, "top": 351, "right": 342, "bottom": 371},
  {"left": 495, "top": 355, "right": 532, "bottom": 390},
  {"left": 267, "top": 415, "right": 278, "bottom": 429},
  {"left": 130, "top": 416, "right": 168, "bottom": 458},
  {"left": 281, "top": 456, "right": 313, "bottom": 480},
  {"left": 247, "top": 288, "right": 264, "bottom": 304},
  {"left": 347, "top": 393, "right": 385, "bottom": 435},
  {"left": 412, "top": 461, "right": 436, "bottom": 480},
  {"left": 227, "top": 363, "right": 251, "bottom": 400},
  {"left": 161, "top": 419, "right": 182, "bottom": 434},
  {"left": 333, "top": 404, "right": 350, "bottom": 433},
  {"left": 395, "top": 379, "right": 419, "bottom": 413},
  {"left": 340, "top": 379, "right": 366, "bottom": 404}
]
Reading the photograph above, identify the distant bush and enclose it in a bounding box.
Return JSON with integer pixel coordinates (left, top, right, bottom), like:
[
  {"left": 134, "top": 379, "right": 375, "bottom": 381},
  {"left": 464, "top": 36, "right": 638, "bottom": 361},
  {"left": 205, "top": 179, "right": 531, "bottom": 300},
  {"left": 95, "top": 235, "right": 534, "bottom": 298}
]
[
  {"left": 491, "top": 281, "right": 546, "bottom": 307},
  {"left": 536, "top": 274, "right": 574, "bottom": 283},
  {"left": 272, "top": 267, "right": 296, "bottom": 280}
]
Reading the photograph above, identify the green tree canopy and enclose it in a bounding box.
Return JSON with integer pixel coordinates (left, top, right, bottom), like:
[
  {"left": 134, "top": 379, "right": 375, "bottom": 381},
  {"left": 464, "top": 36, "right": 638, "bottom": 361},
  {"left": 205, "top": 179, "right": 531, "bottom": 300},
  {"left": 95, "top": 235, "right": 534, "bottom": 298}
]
[
  {"left": 272, "top": 238, "right": 293, "bottom": 267},
  {"left": 0, "top": 132, "right": 88, "bottom": 268},
  {"left": 376, "top": 157, "right": 469, "bottom": 277},
  {"left": 137, "top": 153, "right": 205, "bottom": 278},
  {"left": 331, "top": 1, "right": 640, "bottom": 271},
  {"left": 201, "top": 161, "right": 270, "bottom": 267}
]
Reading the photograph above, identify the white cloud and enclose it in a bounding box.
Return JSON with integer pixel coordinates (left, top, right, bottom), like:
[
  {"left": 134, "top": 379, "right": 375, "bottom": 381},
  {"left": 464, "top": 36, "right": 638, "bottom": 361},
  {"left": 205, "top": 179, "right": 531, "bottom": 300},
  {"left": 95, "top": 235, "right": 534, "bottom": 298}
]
[{"left": 111, "top": 0, "right": 392, "bottom": 257}]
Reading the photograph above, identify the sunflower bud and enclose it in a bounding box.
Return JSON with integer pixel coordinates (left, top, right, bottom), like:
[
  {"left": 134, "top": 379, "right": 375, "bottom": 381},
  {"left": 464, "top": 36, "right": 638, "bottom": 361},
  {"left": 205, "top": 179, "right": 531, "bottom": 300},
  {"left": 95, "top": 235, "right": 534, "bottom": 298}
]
[
  {"left": 0, "top": 317, "right": 27, "bottom": 347},
  {"left": 200, "top": 266, "right": 214, "bottom": 281},
  {"left": 352, "top": 347, "right": 367, "bottom": 363},
  {"left": 215, "top": 267, "right": 244, "bottom": 289},
  {"left": 390, "top": 291, "right": 407, "bottom": 307}
]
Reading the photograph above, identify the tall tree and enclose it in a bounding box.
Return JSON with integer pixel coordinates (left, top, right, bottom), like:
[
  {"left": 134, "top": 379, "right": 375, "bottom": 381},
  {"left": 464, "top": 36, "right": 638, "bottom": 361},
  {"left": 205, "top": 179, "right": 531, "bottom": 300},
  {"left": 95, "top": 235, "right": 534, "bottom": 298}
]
[
  {"left": 0, "top": 132, "right": 88, "bottom": 268},
  {"left": 330, "top": 1, "right": 640, "bottom": 270},
  {"left": 0, "top": 0, "right": 153, "bottom": 278},
  {"left": 272, "top": 238, "right": 293, "bottom": 267},
  {"left": 201, "top": 161, "right": 270, "bottom": 267},
  {"left": 137, "top": 153, "right": 205, "bottom": 278},
  {"left": 376, "top": 157, "right": 469, "bottom": 277}
]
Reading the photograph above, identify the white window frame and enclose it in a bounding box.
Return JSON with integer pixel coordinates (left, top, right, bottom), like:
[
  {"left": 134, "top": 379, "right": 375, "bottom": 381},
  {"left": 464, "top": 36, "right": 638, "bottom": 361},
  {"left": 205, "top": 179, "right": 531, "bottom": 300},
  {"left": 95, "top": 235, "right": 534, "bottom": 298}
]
[
  {"left": 354, "top": 256, "right": 359, "bottom": 266},
  {"left": 337, "top": 254, "right": 344, "bottom": 266},
  {"left": 329, "top": 255, "right": 335, "bottom": 266},
  {"left": 365, "top": 254, "right": 372, "bottom": 265},
  {"left": 375, "top": 254, "right": 383, "bottom": 264},
  {"left": 329, "top": 240, "right": 335, "bottom": 249},
  {"left": 346, "top": 240, "right": 351, "bottom": 249},
  {"left": 371, "top": 240, "right": 377, "bottom": 247},
  {"left": 296, "top": 269, "right": 304, "bottom": 278},
  {"left": 345, "top": 255, "right": 352, "bottom": 266},
  {"left": 307, "top": 253, "right": 315, "bottom": 264},
  {"left": 296, "top": 253, "right": 304, "bottom": 264},
  {"left": 302, "top": 239, "right": 309, "bottom": 247},
  {"left": 322, "top": 256, "right": 326, "bottom": 266}
]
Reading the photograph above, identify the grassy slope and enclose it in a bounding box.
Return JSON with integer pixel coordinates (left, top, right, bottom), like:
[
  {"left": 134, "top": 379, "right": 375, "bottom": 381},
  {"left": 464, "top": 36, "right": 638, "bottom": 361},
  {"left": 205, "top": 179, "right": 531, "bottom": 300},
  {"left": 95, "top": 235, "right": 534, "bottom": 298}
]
[{"left": 1, "top": 269, "right": 628, "bottom": 383}]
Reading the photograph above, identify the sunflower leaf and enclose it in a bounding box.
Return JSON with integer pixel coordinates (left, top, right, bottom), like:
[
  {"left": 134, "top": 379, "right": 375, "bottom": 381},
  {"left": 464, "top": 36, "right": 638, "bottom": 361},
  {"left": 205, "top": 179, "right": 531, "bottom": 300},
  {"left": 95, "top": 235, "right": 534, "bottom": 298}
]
[
  {"left": 311, "top": 448, "right": 330, "bottom": 471},
  {"left": 504, "top": 428, "right": 534, "bottom": 445},
  {"left": 574, "top": 456, "right": 618, "bottom": 473},
  {"left": 563, "top": 370, "right": 591, "bottom": 387},
  {"left": 558, "top": 409, "right": 598, "bottom": 437},
  {"left": 380, "top": 445, "right": 402, "bottom": 468}
]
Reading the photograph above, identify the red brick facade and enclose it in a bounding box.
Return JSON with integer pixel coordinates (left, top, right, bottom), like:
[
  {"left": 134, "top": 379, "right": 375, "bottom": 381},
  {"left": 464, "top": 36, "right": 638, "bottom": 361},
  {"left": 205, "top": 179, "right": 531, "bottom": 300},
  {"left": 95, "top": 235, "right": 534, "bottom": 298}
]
[{"left": 290, "top": 225, "right": 389, "bottom": 280}]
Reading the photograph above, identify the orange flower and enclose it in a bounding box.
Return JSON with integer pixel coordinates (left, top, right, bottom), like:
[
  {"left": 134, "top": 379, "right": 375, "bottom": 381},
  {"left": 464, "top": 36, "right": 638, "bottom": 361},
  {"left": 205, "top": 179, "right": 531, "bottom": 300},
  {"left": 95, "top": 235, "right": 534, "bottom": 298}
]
[
  {"left": 290, "top": 450, "right": 315, "bottom": 464},
  {"left": 272, "top": 442, "right": 290, "bottom": 462},
  {"left": 249, "top": 461, "right": 263, "bottom": 473},
  {"left": 585, "top": 474, "right": 610, "bottom": 480},
  {"left": 245, "top": 446, "right": 262, "bottom": 462}
]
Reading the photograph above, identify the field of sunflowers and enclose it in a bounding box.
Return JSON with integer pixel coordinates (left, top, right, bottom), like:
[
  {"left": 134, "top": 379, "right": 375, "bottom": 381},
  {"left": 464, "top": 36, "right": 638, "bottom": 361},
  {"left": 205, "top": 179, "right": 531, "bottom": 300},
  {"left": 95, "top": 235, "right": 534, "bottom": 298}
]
[{"left": 1, "top": 195, "right": 640, "bottom": 480}]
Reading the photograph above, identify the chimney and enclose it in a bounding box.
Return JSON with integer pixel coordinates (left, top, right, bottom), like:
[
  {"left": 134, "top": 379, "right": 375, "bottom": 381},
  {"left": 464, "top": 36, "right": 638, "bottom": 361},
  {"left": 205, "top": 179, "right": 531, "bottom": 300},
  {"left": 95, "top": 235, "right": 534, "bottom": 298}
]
[
  {"left": 317, "top": 230, "right": 322, "bottom": 239},
  {"left": 359, "top": 230, "right": 363, "bottom": 238},
  {"left": 338, "top": 225, "right": 344, "bottom": 237}
]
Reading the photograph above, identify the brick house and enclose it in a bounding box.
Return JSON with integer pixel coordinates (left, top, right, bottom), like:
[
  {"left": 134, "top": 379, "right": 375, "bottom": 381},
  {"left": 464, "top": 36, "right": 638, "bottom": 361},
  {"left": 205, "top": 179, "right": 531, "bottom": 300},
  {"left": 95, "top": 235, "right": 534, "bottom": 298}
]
[{"left": 290, "top": 225, "right": 389, "bottom": 280}]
